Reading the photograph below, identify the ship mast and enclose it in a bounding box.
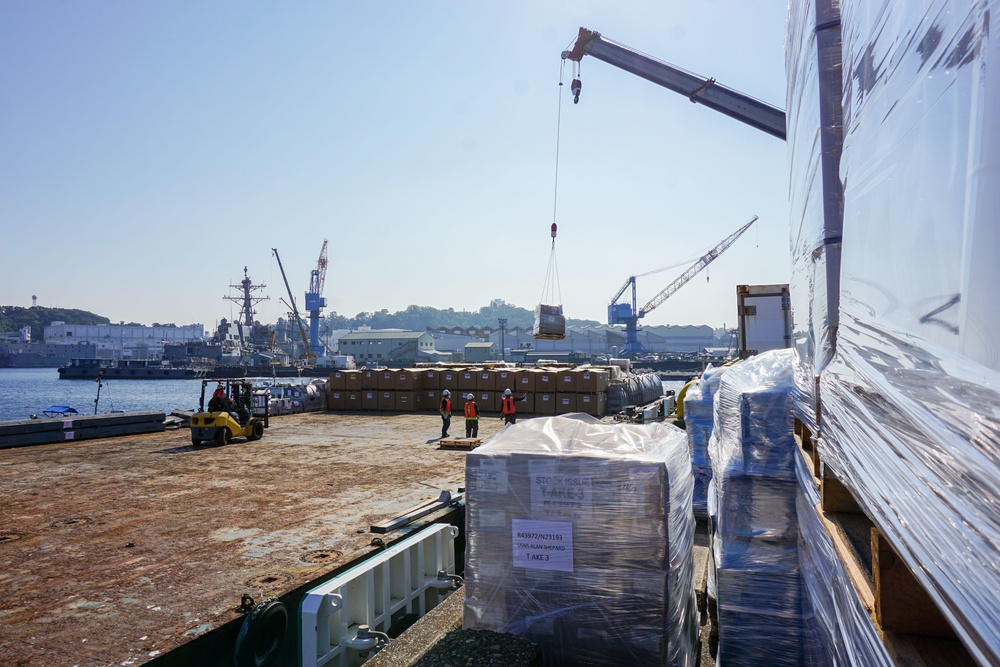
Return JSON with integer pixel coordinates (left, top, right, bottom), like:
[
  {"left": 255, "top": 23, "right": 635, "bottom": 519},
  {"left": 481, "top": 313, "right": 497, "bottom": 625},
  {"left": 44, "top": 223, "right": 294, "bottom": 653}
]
[{"left": 223, "top": 267, "right": 268, "bottom": 347}]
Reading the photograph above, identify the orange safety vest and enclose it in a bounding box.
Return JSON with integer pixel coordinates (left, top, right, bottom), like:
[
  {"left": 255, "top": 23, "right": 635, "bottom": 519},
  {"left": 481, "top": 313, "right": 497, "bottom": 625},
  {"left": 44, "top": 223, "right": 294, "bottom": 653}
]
[
  {"left": 440, "top": 398, "right": 451, "bottom": 415},
  {"left": 464, "top": 402, "right": 479, "bottom": 419},
  {"left": 502, "top": 396, "right": 515, "bottom": 415}
]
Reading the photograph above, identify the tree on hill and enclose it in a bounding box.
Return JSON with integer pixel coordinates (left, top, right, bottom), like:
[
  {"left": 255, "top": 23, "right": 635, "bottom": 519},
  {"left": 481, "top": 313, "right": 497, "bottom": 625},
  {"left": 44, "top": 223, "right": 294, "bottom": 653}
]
[
  {"left": 322, "top": 299, "right": 600, "bottom": 332},
  {"left": 0, "top": 306, "right": 111, "bottom": 341}
]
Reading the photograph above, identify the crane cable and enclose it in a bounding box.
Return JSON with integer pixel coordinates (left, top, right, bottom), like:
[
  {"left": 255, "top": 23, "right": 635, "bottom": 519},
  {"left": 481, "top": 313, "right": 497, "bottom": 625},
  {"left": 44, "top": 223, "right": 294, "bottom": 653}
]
[{"left": 540, "top": 59, "right": 568, "bottom": 306}]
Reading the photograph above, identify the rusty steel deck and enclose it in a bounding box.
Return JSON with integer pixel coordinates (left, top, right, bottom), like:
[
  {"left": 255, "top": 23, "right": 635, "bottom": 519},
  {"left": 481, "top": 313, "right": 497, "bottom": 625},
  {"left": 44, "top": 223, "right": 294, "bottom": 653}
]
[{"left": 0, "top": 412, "right": 505, "bottom": 667}]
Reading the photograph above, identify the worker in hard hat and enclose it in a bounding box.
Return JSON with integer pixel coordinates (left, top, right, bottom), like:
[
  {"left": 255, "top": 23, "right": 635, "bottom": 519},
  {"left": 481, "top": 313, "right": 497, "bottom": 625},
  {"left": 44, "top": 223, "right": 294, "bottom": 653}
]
[
  {"left": 464, "top": 393, "right": 479, "bottom": 439},
  {"left": 439, "top": 390, "right": 452, "bottom": 439},
  {"left": 501, "top": 388, "right": 518, "bottom": 425},
  {"left": 208, "top": 383, "right": 227, "bottom": 412}
]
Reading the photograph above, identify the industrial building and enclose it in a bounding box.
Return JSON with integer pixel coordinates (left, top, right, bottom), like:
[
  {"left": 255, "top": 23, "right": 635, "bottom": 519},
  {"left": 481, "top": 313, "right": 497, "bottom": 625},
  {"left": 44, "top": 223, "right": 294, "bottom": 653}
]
[
  {"left": 43, "top": 322, "right": 205, "bottom": 360},
  {"left": 338, "top": 330, "right": 437, "bottom": 366}
]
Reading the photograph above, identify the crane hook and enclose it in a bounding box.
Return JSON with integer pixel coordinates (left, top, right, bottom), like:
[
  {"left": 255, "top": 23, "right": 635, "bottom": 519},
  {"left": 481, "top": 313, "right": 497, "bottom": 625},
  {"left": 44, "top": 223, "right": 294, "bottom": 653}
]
[{"left": 571, "top": 78, "right": 582, "bottom": 104}]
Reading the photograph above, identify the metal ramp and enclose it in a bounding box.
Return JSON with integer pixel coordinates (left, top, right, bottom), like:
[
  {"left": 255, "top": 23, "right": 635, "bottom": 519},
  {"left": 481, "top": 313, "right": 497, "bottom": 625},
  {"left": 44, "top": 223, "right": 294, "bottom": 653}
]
[{"left": 300, "top": 523, "right": 460, "bottom": 667}]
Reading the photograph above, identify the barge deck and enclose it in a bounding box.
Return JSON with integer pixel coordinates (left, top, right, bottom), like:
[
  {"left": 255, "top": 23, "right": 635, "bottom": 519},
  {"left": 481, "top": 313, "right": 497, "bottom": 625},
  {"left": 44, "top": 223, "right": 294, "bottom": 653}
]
[{"left": 0, "top": 412, "right": 505, "bottom": 667}]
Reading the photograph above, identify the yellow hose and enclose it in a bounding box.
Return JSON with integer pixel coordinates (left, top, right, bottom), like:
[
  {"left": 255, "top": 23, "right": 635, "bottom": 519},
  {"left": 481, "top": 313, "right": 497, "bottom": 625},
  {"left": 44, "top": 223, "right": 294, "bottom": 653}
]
[{"left": 675, "top": 379, "right": 699, "bottom": 420}]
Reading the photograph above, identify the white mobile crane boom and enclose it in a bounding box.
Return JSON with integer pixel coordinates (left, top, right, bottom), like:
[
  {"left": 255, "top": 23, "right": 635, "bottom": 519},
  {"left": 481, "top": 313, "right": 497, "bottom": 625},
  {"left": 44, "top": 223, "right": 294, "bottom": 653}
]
[
  {"left": 562, "top": 27, "right": 786, "bottom": 140},
  {"left": 609, "top": 216, "right": 758, "bottom": 357}
]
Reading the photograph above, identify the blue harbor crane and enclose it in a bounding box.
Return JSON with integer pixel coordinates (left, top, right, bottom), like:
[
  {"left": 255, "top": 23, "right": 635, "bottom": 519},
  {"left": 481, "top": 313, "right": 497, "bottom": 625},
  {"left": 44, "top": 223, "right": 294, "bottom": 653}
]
[
  {"left": 609, "top": 216, "right": 758, "bottom": 358},
  {"left": 305, "top": 240, "right": 329, "bottom": 357}
]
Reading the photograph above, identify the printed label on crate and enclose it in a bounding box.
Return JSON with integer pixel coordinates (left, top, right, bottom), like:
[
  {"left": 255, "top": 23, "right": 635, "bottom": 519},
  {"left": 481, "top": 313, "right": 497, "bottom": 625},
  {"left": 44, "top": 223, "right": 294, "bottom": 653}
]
[
  {"left": 529, "top": 462, "right": 592, "bottom": 521},
  {"left": 476, "top": 459, "right": 507, "bottom": 493},
  {"left": 512, "top": 519, "right": 573, "bottom": 572}
]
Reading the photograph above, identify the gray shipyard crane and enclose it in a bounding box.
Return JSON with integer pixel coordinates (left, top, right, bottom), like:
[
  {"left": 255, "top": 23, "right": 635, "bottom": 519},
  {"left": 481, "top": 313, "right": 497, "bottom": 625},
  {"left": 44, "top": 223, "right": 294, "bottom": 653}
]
[
  {"left": 609, "top": 216, "right": 758, "bottom": 357},
  {"left": 561, "top": 27, "right": 786, "bottom": 140}
]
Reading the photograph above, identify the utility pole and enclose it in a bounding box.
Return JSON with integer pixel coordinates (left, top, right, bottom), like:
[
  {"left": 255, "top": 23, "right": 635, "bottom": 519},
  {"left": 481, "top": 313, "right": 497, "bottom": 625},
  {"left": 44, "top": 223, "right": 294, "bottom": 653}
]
[{"left": 498, "top": 318, "right": 507, "bottom": 361}]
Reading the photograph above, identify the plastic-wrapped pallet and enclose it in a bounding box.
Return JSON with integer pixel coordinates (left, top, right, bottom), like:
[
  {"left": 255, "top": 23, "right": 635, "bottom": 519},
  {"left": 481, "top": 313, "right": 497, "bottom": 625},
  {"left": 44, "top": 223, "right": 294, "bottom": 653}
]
[
  {"left": 533, "top": 303, "right": 566, "bottom": 339},
  {"left": 819, "top": 1, "right": 1000, "bottom": 663},
  {"left": 708, "top": 349, "right": 804, "bottom": 666},
  {"left": 683, "top": 381, "right": 714, "bottom": 518},
  {"left": 785, "top": 0, "right": 844, "bottom": 436},
  {"left": 464, "top": 414, "right": 696, "bottom": 666},
  {"left": 794, "top": 447, "right": 892, "bottom": 666}
]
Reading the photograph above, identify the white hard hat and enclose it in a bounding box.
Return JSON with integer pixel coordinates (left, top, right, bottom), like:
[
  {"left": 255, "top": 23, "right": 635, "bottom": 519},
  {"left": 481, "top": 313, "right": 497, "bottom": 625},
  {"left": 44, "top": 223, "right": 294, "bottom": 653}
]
[
  {"left": 442, "top": 389, "right": 450, "bottom": 396},
  {"left": 504, "top": 388, "right": 512, "bottom": 396},
  {"left": 466, "top": 393, "right": 474, "bottom": 400}
]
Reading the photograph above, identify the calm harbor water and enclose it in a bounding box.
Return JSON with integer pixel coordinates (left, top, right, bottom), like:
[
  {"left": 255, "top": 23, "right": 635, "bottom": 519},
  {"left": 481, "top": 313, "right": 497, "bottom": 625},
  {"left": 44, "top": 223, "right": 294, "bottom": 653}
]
[
  {"left": 0, "top": 368, "right": 311, "bottom": 423},
  {"left": 0, "top": 369, "right": 689, "bottom": 423}
]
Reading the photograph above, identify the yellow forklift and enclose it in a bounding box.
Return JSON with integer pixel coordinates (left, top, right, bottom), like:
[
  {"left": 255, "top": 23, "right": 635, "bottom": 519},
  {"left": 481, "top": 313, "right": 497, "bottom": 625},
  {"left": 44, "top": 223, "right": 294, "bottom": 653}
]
[{"left": 190, "top": 379, "right": 269, "bottom": 446}]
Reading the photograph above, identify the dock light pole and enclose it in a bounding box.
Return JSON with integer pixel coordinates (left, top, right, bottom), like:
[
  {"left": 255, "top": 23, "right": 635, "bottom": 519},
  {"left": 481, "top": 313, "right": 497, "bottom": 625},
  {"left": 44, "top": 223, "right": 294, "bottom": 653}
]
[{"left": 498, "top": 319, "right": 507, "bottom": 361}]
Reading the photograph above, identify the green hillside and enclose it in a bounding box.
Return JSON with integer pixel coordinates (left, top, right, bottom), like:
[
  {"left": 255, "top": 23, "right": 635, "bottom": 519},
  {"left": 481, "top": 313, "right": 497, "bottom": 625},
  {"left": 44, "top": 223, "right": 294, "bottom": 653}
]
[{"left": 0, "top": 306, "right": 110, "bottom": 341}]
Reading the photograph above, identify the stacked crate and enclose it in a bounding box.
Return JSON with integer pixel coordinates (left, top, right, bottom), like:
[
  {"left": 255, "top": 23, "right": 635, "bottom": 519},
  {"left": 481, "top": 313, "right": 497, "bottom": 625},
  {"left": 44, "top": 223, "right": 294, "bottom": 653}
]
[
  {"left": 464, "top": 415, "right": 695, "bottom": 666},
  {"left": 327, "top": 366, "right": 610, "bottom": 417},
  {"left": 708, "top": 350, "right": 806, "bottom": 666}
]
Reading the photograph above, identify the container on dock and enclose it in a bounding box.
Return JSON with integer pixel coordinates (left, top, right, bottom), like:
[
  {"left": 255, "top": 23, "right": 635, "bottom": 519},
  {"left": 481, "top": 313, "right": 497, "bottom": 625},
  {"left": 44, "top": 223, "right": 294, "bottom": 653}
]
[{"left": 464, "top": 414, "right": 695, "bottom": 666}]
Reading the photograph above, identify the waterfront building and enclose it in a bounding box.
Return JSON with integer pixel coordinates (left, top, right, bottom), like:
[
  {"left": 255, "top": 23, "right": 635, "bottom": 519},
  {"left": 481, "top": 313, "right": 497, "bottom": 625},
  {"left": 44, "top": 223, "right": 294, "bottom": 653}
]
[
  {"left": 338, "top": 330, "right": 437, "bottom": 367},
  {"left": 463, "top": 341, "right": 497, "bottom": 363},
  {"left": 43, "top": 322, "right": 205, "bottom": 360}
]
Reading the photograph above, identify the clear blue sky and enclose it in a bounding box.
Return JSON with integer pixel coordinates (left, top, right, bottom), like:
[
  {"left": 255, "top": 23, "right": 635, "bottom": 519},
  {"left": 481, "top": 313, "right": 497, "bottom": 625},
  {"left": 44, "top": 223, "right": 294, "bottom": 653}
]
[{"left": 1, "top": 1, "right": 790, "bottom": 332}]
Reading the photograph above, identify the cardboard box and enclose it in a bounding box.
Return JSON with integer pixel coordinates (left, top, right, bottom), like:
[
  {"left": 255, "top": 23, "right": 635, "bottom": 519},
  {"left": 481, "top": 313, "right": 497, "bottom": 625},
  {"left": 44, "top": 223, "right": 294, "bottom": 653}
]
[
  {"left": 556, "top": 393, "right": 577, "bottom": 413},
  {"left": 346, "top": 391, "right": 362, "bottom": 410},
  {"left": 534, "top": 370, "right": 556, "bottom": 393},
  {"left": 517, "top": 392, "right": 535, "bottom": 414},
  {"left": 440, "top": 370, "right": 460, "bottom": 392},
  {"left": 378, "top": 390, "right": 395, "bottom": 411},
  {"left": 395, "top": 391, "right": 415, "bottom": 411},
  {"left": 361, "top": 390, "right": 379, "bottom": 411},
  {"left": 458, "top": 370, "right": 478, "bottom": 392},
  {"left": 328, "top": 371, "right": 347, "bottom": 390},
  {"left": 597, "top": 392, "right": 607, "bottom": 415},
  {"left": 328, "top": 390, "right": 346, "bottom": 410},
  {"left": 344, "top": 370, "right": 363, "bottom": 389},
  {"left": 576, "top": 368, "right": 609, "bottom": 393},
  {"left": 474, "top": 391, "right": 497, "bottom": 413},
  {"left": 395, "top": 370, "right": 417, "bottom": 390},
  {"left": 512, "top": 369, "right": 534, "bottom": 393},
  {"left": 421, "top": 389, "right": 440, "bottom": 412},
  {"left": 420, "top": 369, "right": 440, "bottom": 390},
  {"left": 377, "top": 370, "right": 396, "bottom": 390},
  {"left": 360, "top": 370, "right": 379, "bottom": 390},
  {"left": 577, "top": 393, "right": 602, "bottom": 416},
  {"left": 557, "top": 369, "right": 578, "bottom": 393},
  {"left": 476, "top": 369, "right": 497, "bottom": 391},
  {"left": 496, "top": 369, "right": 517, "bottom": 393},
  {"left": 535, "top": 392, "right": 556, "bottom": 414}
]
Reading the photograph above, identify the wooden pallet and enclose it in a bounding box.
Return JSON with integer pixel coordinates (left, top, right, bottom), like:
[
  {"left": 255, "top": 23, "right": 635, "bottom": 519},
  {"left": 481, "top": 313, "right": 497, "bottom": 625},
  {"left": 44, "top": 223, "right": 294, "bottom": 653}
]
[
  {"left": 794, "top": 420, "right": 975, "bottom": 667},
  {"left": 438, "top": 438, "right": 481, "bottom": 450}
]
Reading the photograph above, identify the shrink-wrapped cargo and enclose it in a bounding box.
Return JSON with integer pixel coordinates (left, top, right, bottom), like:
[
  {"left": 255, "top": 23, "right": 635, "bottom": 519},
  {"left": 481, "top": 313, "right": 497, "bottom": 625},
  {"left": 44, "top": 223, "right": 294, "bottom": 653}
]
[
  {"left": 682, "top": 382, "right": 713, "bottom": 518},
  {"left": 708, "top": 349, "right": 807, "bottom": 666},
  {"left": 464, "top": 415, "right": 695, "bottom": 666},
  {"left": 794, "top": 449, "right": 892, "bottom": 666},
  {"left": 819, "top": 1, "right": 1000, "bottom": 663},
  {"left": 785, "top": 0, "right": 844, "bottom": 434},
  {"left": 532, "top": 303, "right": 566, "bottom": 339}
]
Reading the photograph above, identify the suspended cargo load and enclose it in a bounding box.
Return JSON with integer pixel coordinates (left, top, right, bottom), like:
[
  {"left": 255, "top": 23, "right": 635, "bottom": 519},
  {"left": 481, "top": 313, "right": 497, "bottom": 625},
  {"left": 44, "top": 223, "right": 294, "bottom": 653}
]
[
  {"left": 532, "top": 303, "right": 565, "bottom": 339},
  {"left": 535, "top": 223, "right": 566, "bottom": 340}
]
